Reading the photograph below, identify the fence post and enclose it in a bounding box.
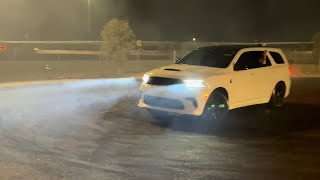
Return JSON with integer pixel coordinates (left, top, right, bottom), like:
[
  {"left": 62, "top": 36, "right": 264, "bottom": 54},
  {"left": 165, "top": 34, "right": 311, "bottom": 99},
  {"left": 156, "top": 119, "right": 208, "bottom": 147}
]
[
  {"left": 318, "top": 50, "right": 320, "bottom": 72},
  {"left": 173, "top": 50, "right": 177, "bottom": 63},
  {"left": 294, "top": 48, "right": 298, "bottom": 64},
  {"left": 13, "top": 47, "right": 17, "bottom": 60},
  {"left": 318, "top": 50, "right": 320, "bottom": 65},
  {"left": 136, "top": 48, "right": 141, "bottom": 73}
]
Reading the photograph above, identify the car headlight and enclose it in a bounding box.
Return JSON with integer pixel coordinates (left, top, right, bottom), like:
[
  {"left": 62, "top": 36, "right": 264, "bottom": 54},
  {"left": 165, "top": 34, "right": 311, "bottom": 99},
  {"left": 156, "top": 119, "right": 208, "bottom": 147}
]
[
  {"left": 143, "top": 74, "right": 149, "bottom": 84},
  {"left": 183, "top": 80, "right": 205, "bottom": 88}
]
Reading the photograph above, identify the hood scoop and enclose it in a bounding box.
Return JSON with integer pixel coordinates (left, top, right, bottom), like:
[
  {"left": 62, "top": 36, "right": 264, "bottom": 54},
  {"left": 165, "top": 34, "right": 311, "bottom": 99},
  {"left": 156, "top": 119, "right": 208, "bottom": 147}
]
[{"left": 164, "top": 68, "right": 181, "bottom": 72}]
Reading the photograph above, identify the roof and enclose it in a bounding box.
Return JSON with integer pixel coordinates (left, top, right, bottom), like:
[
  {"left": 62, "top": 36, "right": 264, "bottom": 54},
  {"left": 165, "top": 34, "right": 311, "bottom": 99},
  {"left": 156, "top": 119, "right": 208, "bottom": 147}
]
[{"left": 199, "top": 44, "right": 268, "bottom": 51}]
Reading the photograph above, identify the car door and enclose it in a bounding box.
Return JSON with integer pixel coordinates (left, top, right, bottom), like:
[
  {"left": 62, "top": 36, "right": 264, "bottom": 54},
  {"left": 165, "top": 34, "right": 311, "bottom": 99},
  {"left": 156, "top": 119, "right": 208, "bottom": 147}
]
[
  {"left": 252, "top": 51, "right": 274, "bottom": 100},
  {"left": 229, "top": 51, "right": 261, "bottom": 107}
]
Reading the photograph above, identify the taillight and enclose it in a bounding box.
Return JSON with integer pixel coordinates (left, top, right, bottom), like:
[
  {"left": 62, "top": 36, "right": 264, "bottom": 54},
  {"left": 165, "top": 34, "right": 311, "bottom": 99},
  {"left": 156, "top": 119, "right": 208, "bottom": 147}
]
[
  {"left": 288, "top": 66, "right": 293, "bottom": 74},
  {"left": 0, "top": 46, "right": 7, "bottom": 51}
]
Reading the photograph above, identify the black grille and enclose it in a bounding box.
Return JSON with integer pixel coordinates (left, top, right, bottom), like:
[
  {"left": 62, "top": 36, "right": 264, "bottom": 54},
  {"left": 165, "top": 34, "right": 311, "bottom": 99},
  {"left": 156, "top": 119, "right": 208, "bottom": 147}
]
[
  {"left": 144, "top": 95, "right": 184, "bottom": 110},
  {"left": 147, "top": 77, "right": 183, "bottom": 86}
]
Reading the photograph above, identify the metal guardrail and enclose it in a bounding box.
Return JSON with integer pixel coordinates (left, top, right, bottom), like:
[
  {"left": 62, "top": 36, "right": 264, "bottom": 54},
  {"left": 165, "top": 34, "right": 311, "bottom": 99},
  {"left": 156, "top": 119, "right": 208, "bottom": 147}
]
[
  {"left": 34, "top": 49, "right": 171, "bottom": 56},
  {"left": 0, "top": 40, "right": 314, "bottom": 45},
  {"left": 0, "top": 41, "right": 318, "bottom": 64}
]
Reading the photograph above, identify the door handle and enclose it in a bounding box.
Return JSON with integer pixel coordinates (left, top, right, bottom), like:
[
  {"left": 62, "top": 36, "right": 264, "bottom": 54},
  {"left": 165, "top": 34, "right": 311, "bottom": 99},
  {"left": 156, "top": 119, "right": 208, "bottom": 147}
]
[{"left": 250, "top": 73, "right": 255, "bottom": 76}]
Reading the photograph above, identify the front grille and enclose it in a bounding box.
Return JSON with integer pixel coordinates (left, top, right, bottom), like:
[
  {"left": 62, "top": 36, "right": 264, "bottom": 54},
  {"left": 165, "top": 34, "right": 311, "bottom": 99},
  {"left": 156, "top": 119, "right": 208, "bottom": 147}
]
[
  {"left": 147, "top": 77, "right": 183, "bottom": 86},
  {"left": 144, "top": 95, "right": 184, "bottom": 110}
]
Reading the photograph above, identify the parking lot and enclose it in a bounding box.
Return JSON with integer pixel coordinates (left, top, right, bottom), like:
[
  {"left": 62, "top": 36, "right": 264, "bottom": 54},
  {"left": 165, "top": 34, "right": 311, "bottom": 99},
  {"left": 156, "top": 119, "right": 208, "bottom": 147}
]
[{"left": 0, "top": 77, "right": 319, "bottom": 179}]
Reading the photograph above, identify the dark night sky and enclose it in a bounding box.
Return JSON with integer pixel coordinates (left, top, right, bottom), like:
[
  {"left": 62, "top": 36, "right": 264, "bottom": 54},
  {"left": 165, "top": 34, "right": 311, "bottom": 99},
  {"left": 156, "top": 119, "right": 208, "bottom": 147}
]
[{"left": 0, "top": 0, "right": 319, "bottom": 42}]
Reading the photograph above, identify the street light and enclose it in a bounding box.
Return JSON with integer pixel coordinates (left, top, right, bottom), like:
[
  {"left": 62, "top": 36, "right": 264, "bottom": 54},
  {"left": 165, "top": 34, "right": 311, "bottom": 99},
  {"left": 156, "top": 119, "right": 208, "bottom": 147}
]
[{"left": 192, "top": 33, "right": 200, "bottom": 42}]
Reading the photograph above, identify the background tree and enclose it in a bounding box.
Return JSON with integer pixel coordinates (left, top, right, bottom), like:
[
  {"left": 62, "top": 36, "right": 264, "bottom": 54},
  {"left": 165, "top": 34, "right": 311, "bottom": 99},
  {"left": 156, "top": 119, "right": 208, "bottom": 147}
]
[
  {"left": 101, "top": 19, "right": 136, "bottom": 74},
  {"left": 312, "top": 32, "right": 320, "bottom": 65}
]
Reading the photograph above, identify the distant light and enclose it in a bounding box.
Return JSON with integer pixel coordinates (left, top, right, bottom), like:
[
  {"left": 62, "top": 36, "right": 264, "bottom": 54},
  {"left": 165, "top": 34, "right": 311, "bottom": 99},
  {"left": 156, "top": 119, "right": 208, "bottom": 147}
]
[
  {"left": 0, "top": 46, "right": 7, "bottom": 51},
  {"left": 259, "top": 43, "right": 268, "bottom": 47},
  {"left": 136, "top": 40, "right": 143, "bottom": 47},
  {"left": 192, "top": 37, "right": 197, "bottom": 42}
]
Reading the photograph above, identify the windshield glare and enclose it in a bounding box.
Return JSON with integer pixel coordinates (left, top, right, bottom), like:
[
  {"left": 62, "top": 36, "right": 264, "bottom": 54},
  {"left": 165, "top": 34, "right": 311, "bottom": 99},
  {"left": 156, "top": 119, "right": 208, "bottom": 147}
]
[{"left": 177, "top": 48, "right": 238, "bottom": 68}]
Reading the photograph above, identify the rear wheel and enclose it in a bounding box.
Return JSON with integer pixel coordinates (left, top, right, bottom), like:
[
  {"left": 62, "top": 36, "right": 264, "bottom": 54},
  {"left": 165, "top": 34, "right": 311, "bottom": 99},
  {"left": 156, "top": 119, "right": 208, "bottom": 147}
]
[
  {"left": 269, "top": 82, "right": 286, "bottom": 108},
  {"left": 201, "top": 92, "right": 229, "bottom": 124}
]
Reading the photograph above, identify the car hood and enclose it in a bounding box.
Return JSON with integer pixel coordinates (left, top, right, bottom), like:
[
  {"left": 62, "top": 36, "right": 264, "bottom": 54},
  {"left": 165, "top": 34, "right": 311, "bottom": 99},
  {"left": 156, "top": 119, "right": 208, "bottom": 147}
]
[{"left": 146, "top": 64, "right": 226, "bottom": 79}]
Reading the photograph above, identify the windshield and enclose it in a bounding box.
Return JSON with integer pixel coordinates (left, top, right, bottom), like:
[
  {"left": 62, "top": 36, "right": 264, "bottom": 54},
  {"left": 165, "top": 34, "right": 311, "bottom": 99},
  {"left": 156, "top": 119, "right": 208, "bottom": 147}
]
[{"left": 177, "top": 48, "right": 238, "bottom": 68}]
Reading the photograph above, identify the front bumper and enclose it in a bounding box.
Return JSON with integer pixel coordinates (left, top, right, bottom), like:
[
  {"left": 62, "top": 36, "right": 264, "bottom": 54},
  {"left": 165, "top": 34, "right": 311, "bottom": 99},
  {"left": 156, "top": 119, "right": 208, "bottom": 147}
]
[{"left": 138, "top": 84, "right": 208, "bottom": 116}]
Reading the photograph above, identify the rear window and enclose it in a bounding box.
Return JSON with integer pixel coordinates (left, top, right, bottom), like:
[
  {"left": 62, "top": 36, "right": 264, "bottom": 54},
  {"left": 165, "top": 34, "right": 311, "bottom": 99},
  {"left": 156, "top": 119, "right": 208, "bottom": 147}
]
[{"left": 270, "top": 52, "right": 285, "bottom": 64}]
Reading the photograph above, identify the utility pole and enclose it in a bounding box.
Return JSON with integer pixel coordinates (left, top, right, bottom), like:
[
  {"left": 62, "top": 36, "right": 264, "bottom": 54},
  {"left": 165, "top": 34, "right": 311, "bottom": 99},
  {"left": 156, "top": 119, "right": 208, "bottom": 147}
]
[{"left": 87, "top": 0, "right": 91, "bottom": 40}]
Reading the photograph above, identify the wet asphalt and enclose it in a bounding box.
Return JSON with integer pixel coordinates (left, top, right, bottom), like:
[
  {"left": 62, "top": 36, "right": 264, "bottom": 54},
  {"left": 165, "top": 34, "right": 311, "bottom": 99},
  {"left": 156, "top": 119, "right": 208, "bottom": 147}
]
[{"left": 0, "top": 78, "right": 319, "bottom": 180}]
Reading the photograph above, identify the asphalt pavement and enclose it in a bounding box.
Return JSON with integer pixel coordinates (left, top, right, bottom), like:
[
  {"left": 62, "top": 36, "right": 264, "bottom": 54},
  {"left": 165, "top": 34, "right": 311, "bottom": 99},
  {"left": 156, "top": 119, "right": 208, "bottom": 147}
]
[{"left": 0, "top": 78, "right": 319, "bottom": 180}]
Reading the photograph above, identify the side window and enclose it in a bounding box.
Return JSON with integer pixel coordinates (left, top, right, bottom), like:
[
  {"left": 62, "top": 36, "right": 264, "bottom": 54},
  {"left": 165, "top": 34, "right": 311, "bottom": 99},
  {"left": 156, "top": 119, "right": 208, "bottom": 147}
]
[
  {"left": 270, "top": 52, "right": 285, "bottom": 64},
  {"left": 234, "top": 52, "right": 255, "bottom": 71},
  {"left": 234, "top": 51, "right": 271, "bottom": 71}
]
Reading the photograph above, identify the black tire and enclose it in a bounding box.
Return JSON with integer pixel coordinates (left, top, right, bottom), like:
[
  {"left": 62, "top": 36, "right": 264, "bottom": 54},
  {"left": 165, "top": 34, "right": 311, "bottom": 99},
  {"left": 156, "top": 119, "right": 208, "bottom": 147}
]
[
  {"left": 269, "top": 82, "right": 286, "bottom": 108},
  {"left": 201, "top": 92, "right": 229, "bottom": 124}
]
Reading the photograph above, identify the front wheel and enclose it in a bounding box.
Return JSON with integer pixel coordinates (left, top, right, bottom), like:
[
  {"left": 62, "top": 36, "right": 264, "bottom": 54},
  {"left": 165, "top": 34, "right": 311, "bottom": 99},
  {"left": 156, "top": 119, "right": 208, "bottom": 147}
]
[{"left": 201, "top": 92, "right": 229, "bottom": 124}]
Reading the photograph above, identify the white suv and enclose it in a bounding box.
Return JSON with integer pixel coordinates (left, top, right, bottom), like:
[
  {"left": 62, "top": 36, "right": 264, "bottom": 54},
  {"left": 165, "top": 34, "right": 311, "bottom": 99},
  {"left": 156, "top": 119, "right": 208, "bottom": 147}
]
[{"left": 138, "top": 45, "right": 291, "bottom": 121}]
